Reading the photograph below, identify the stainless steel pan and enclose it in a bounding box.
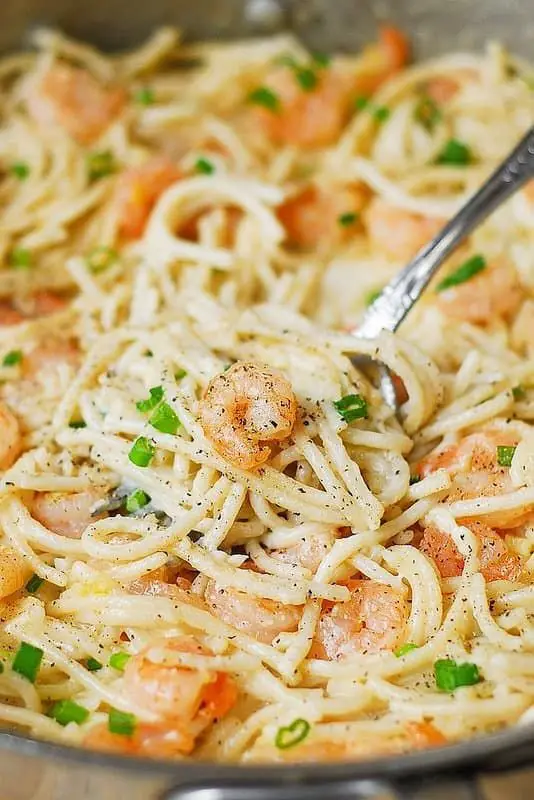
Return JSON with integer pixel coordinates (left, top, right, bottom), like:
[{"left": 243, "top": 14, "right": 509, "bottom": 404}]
[{"left": 2, "top": 1, "right": 534, "bottom": 798}]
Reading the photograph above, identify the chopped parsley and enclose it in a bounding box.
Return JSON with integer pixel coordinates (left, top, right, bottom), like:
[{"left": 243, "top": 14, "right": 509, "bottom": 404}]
[
  {"left": 134, "top": 87, "right": 155, "bottom": 105},
  {"left": 50, "top": 699, "right": 89, "bottom": 726},
  {"left": 10, "top": 162, "right": 30, "bottom": 180},
  {"left": 149, "top": 401, "right": 180, "bottom": 435},
  {"left": 108, "top": 708, "right": 136, "bottom": 736},
  {"left": 247, "top": 86, "right": 280, "bottom": 112},
  {"left": 395, "top": 642, "right": 419, "bottom": 657},
  {"left": 125, "top": 489, "right": 151, "bottom": 513},
  {"left": 365, "top": 287, "right": 382, "bottom": 307},
  {"left": 294, "top": 66, "right": 318, "bottom": 91},
  {"left": 136, "top": 386, "right": 164, "bottom": 413},
  {"left": 513, "top": 385, "right": 526, "bottom": 401},
  {"left": 338, "top": 211, "right": 359, "bottom": 227},
  {"left": 275, "top": 718, "right": 311, "bottom": 749},
  {"left": 128, "top": 436, "right": 155, "bottom": 468},
  {"left": 435, "top": 138, "right": 473, "bottom": 166},
  {"left": 174, "top": 368, "right": 187, "bottom": 380},
  {"left": 8, "top": 248, "right": 32, "bottom": 269},
  {"left": 436, "top": 255, "right": 486, "bottom": 292},
  {"left": 414, "top": 95, "right": 442, "bottom": 131},
  {"left": 195, "top": 157, "right": 215, "bottom": 175},
  {"left": 86, "top": 246, "right": 118, "bottom": 274},
  {"left": 68, "top": 419, "right": 87, "bottom": 429},
  {"left": 409, "top": 475, "right": 421, "bottom": 485},
  {"left": 496, "top": 445, "right": 516, "bottom": 467},
  {"left": 25, "top": 574, "right": 44, "bottom": 593},
  {"left": 312, "top": 52, "right": 331, "bottom": 68},
  {"left": 2, "top": 350, "right": 22, "bottom": 367},
  {"left": 12, "top": 642, "right": 43, "bottom": 683},
  {"left": 87, "top": 150, "right": 116, "bottom": 181},
  {"left": 334, "top": 393, "right": 368, "bottom": 423},
  {"left": 434, "top": 658, "right": 481, "bottom": 692},
  {"left": 85, "top": 657, "right": 103, "bottom": 672},
  {"left": 109, "top": 652, "right": 131, "bottom": 671},
  {"left": 354, "top": 96, "right": 390, "bottom": 122}
]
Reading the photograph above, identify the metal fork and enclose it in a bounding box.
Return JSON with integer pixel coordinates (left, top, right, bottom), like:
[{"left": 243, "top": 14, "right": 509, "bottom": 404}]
[{"left": 351, "top": 125, "right": 534, "bottom": 414}]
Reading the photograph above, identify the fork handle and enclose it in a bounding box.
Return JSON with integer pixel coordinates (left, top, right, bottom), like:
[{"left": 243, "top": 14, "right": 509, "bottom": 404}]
[{"left": 356, "top": 125, "right": 534, "bottom": 338}]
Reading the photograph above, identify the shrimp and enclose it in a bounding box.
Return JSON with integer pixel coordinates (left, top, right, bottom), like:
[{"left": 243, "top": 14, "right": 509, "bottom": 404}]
[
  {"left": 0, "top": 291, "right": 68, "bottom": 326},
  {"left": 129, "top": 568, "right": 206, "bottom": 609},
  {"left": 313, "top": 579, "right": 409, "bottom": 659},
  {"left": 248, "top": 721, "right": 445, "bottom": 763},
  {"left": 205, "top": 580, "right": 301, "bottom": 643},
  {"left": 199, "top": 362, "right": 297, "bottom": 471},
  {"left": 114, "top": 157, "right": 182, "bottom": 239},
  {"left": 85, "top": 636, "right": 237, "bottom": 757},
  {"left": 277, "top": 183, "right": 367, "bottom": 250},
  {"left": 436, "top": 262, "right": 523, "bottom": 324},
  {"left": 0, "top": 546, "right": 29, "bottom": 599},
  {"left": 420, "top": 520, "right": 521, "bottom": 582},
  {"left": 270, "top": 526, "right": 342, "bottom": 574},
  {"left": 22, "top": 339, "right": 80, "bottom": 379},
  {"left": 29, "top": 486, "right": 110, "bottom": 539},
  {"left": 27, "top": 64, "right": 125, "bottom": 145},
  {"left": 364, "top": 197, "right": 445, "bottom": 260},
  {"left": 0, "top": 402, "right": 22, "bottom": 470},
  {"left": 418, "top": 422, "right": 530, "bottom": 529}
]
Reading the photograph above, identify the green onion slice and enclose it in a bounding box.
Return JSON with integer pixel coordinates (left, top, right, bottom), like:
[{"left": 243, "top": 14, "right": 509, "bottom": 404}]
[
  {"left": 87, "top": 150, "right": 116, "bottom": 181},
  {"left": 50, "top": 699, "right": 90, "bottom": 726},
  {"left": 108, "top": 708, "right": 136, "bottom": 736},
  {"left": 247, "top": 87, "right": 280, "bottom": 112},
  {"left": 436, "top": 255, "right": 486, "bottom": 292},
  {"left": 68, "top": 419, "right": 87, "bottom": 429},
  {"left": 125, "top": 489, "right": 151, "bottom": 513},
  {"left": 312, "top": 52, "right": 331, "bottom": 68},
  {"left": 25, "top": 574, "right": 44, "bottom": 593},
  {"left": 394, "top": 642, "right": 419, "bottom": 658},
  {"left": 149, "top": 401, "right": 180, "bottom": 435},
  {"left": 434, "top": 658, "right": 481, "bottom": 692},
  {"left": 86, "top": 246, "right": 118, "bottom": 274},
  {"left": 338, "top": 211, "right": 359, "bottom": 227},
  {"left": 134, "top": 87, "right": 155, "bottom": 105},
  {"left": 497, "top": 445, "right": 516, "bottom": 467},
  {"left": 136, "top": 386, "right": 164, "bottom": 413},
  {"left": 294, "top": 66, "right": 318, "bottom": 91},
  {"left": 275, "top": 718, "right": 311, "bottom": 749},
  {"left": 8, "top": 248, "right": 32, "bottom": 269},
  {"left": 334, "top": 393, "right": 368, "bottom": 423},
  {"left": 128, "top": 437, "right": 155, "bottom": 468},
  {"left": 373, "top": 105, "right": 390, "bottom": 122},
  {"left": 10, "top": 162, "right": 30, "bottom": 180},
  {"left": 12, "top": 642, "right": 44, "bottom": 683},
  {"left": 435, "top": 138, "right": 473, "bottom": 166},
  {"left": 85, "top": 657, "right": 103, "bottom": 672},
  {"left": 2, "top": 350, "right": 22, "bottom": 367},
  {"left": 195, "top": 157, "right": 215, "bottom": 175},
  {"left": 174, "top": 368, "right": 187, "bottom": 380},
  {"left": 513, "top": 385, "right": 526, "bottom": 401},
  {"left": 109, "top": 652, "right": 131, "bottom": 671}
]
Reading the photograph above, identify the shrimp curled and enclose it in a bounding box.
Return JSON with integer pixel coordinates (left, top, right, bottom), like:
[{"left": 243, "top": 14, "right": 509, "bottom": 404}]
[{"left": 199, "top": 362, "right": 297, "bottom": 470}]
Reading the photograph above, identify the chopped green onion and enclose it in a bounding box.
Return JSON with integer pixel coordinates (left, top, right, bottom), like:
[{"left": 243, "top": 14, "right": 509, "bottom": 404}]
[
  {"left": 434, "top": 658, "right": 481, "bottom": 692},
  {"left": 409, "top": 475, "right": 421, "bottom": 485},
  {"left": 365, "top": 288, "right": 382, "bottom": 307},
  {"left": 195, "top": 157, "right": 215, "bottom": 175},
  {"left": 435, "top": 138, "right": 473, "bottom": 166},
  {"left": 12, "top": 642, "right": 43, "bottom": 683},
  {"left": 2, "top": 350, "right": 22, "bottom": 367},
  {"left": 134, "top": 87, "right": 155, "bottom": 105},
  {"left": 354, "top": 95, "right": 370, "bottom": 110},
  {"left": 86, "top": 246, "right": 118, "bottom": 274},
  {"left": 125, "top": 489, "right": 151, "bottom": 513},
  {"left": 87, "top": 150, "right": 116, "bottom": 181},
  {"left": 373, "top": 105, "right": 390, "bottom": 122},
  {"left": 174, "top": 368, "right": 187, "bottom": 380},
  {"left": 136, "top": 386, "right": 164, "bottom": 413},
  {"left": 25, "top": 574, "right": 44, "bottom": 593},
  {"left": 513, "top": 385, "right": 526, "bottom": 401},
  {"left": 149, "top": 401, "right": 180, "bottom": 435},
  {"left": 10, "top": 162, "right": 30, "bottom": 180},
  {"left": 247, "top": 86, "right": 280, "bottom": 112},
  {"left": 312, "top": 52, "right": 331, "bottom": 68},
  {"left": 128, "top": 436, "right": 155, "bottom": 468},
  {"left": 436, "top": 255, "right": 486, "bottom": 292},
  {"left": 294, "top": 66, "right": 318, "bottom": 91},
  {"left": 275, "top": 718, "right": 311, "bottom": 749},
  {"left": 50, "top": 699, "right": 89, "bottom": 726},
  {"left": 108, "top": 708, "right": 136, "bottom": 736},
  {"left": 395, "top": 642, "right": 419, "bottom": 658},
  {"left": 414, "top": 95, "right": 442, "bottom": 131},
  {"left": 109, "top": 652, "right": 131, "bottom": 671},
  {"left": 8, "top": 248, "right": 32, "bottom": 269},
  {"left": 338, "top": 211, "right": 359, "bottom": 227},
  {"left": 85, "top": 657, "right": 103, "bottom": 672},
  {"left": 68, "top": 419, "right": 87, "bottom": 429},
  {"left": 497, "top": 445, "right": 516, "bottom": 467},
  {"left": 334, "top": 393, "right": 368, "bottom": 423}
]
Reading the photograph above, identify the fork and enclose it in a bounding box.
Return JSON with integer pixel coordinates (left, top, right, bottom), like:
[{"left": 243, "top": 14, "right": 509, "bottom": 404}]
[{"left": 351, "top": 125, "right": 534, "bottom": 413}]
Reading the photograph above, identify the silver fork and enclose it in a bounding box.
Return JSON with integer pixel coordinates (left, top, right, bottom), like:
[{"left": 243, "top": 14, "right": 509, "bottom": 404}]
[{"left": 351, "top": 124, "right": 534, "bottom": 414}]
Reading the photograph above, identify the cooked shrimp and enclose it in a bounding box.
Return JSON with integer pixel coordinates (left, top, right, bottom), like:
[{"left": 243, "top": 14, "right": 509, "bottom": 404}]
[
  {"left": 277, "top": 183, "right": 367, "bottom": 250},
  {"left": 270, "top": 526, "right": 341, "bottom": 573},
  {"left": 0, "top": 545, "right": 29, "bottom": 599},
  {"left": 0, "top": 303, "right": 25, "bottom": 326},
  {"left": 249, "top": 720, "right": 445, "bottom": 763},
  {"left": 22, "top": 339, "right": 80, "bottom": 379},
  {"left": 115, "top": 157, "right": 182, "bottom": 239},
  {"left": 0, "top": 291, "right": 68, "bottom": 326},
  {"left": 85, "top": 637, "right": 238, "bottom": 756},
  {"left": 199, "top": 362, "right": 297, "bottom": 470},
  {"left": 436, "top": 262, "right": 523, "bottom": 324},
  {"left": 365, "top": 197, "right": 445, "bottom": 260},
  {"left": 418, "top": 423, "right": 530, "bottom": 528},
  {"left": 420, "top": 520, "right": 521, "bottom": 582},
  {"left": 129, "top": 568, "right": 206, "bottom": 609},
  {"left": 0, "top": 402, "right": 21, "bottom": 470},
  {"left": 205, "top": 580, "right": 301, "bottom": 643},
  {"left": 29, "top": 487, "right": 110, "bottom": 538},
  {"left": 27, "top": 64, "right": 125, "bottom": 145},
  {"left": 313, "top": 579, "right": 409, "bottom": 659}
]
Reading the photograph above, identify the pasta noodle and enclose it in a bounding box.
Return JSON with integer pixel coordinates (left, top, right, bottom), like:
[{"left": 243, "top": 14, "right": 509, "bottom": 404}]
[{"left": 0, "top": 23, "right": 534, "bottom": 765}]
